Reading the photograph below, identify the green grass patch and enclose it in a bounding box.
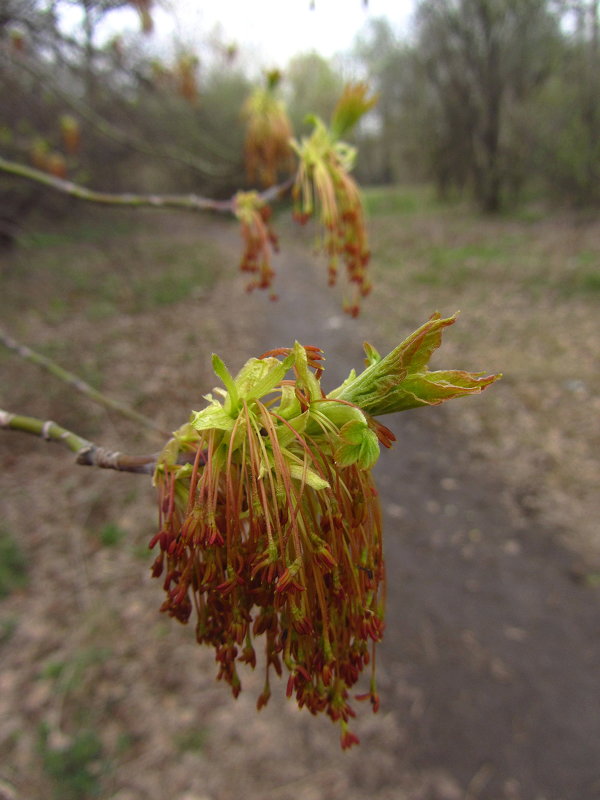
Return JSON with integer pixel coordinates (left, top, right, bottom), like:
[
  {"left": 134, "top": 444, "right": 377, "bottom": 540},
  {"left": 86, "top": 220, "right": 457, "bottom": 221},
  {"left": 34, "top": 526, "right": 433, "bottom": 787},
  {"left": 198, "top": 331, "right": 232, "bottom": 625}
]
[
  {"left": 130, "top": 256, "right": 214, "bottom": 310},
  {"left": 574, "top": 271, "right": 600, "bottom": 293},
  {"left": 36, "top": 247, "right": 216, "bottom": 319},
  {"left": 41, "top": 646, "right": 112, "bottom": 695},
  {"left": 412, "top": 241, "right": 512, "bottom": 287},
  {"left": 4, "top": 216, "right": 221, "bottom": 324},
  {"left": 132, "top": 542, "right": 152, "bottom": 560},
  {"left": 559, "top": 251, "right": 600, "bottom": 295},
  {"left": 363, "top": 184, "right": 444, "bottom": 217},
  {"left": 39, "top": 725, "right": 105, "bottom": 800},
  {"left": 174, "top": 727, "right": 207, "bottom": 753},
  {"left": 23, "top": 218, "right": 135, "bottom": 249},
  {"left": 0, "top": 616, "right": 18, "bottom": 645},
  {"left": 584, "top": 572, "right": 600, "bottom": 588},
  {"left": 40, "top": 660, "right": 67, "bottom": 680},
  {"left": 96, "top": 523, "right": 126, "bottom": 548},
  {"left": 0, "top": 528, "right": 28, "bottom": 598}
]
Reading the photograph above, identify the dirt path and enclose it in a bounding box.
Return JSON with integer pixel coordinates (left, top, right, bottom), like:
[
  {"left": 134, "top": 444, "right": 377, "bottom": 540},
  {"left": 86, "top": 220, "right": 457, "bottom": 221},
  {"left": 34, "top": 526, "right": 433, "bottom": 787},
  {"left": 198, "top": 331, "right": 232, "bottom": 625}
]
[
  {"left": 255, "top": 224, "right": 600, "bottom": 800},
  {"left": 1, "top": 213, "right": 598, "bottom": 800}
]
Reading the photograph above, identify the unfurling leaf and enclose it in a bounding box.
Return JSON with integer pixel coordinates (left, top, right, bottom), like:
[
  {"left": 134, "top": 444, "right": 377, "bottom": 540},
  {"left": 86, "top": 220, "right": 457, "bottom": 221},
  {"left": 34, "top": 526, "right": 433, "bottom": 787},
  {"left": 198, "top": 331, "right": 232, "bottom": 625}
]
[
  {"left": 330, "top": 82, "right": 378, "bottom": 139},
  {"left": 333, "top": 313, "right": 501, "bottom": 415}
]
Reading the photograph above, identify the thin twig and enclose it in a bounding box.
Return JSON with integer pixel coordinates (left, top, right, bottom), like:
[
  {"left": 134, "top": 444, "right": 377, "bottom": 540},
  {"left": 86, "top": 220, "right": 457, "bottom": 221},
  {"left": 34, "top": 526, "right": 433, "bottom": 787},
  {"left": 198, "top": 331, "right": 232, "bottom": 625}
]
[
  {"left": 0, "top": 408, "right": 157, "bottom": 474},
  {"left": 12, "top": 53, "right": 237, "bottom": 178},
  {"left": 0, "top": 327, "right": 168, "bottom": 437},
  {"left": 0, "top": 156, "right": 231, "bottom": 212},
  {"left": 0, "top": 156, "right": 293, "bottom": 214}
]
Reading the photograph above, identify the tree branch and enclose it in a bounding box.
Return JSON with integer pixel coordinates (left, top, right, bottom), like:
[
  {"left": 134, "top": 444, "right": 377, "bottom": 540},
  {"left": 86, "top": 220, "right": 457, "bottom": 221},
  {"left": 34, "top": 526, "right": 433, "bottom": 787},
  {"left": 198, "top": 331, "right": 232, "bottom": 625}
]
[
  {"left": 12, "top": 53, "right": 237, "bottom": 179},
  {"left": 0, "top": 156, "right": 293, "bottom": 214},
  {"left": 0, "top": 327, "right": 168, "bottom": 438},
  {"left": 0, "top": 155, "right": 232, "bottom": 212},
  {"left": 0, "top": 408, "right": 157, "bottom": 474}
]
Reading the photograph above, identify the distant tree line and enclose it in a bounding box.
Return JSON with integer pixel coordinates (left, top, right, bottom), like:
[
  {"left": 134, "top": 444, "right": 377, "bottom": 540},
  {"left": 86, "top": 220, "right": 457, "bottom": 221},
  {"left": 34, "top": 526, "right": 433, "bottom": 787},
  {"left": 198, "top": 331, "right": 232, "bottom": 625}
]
[
  {"left": 0, "top": 0, "right": 598, "bottom": 236},
  {"left": 354, "top": 0, "right": 600, "bottom": 211},
  {"left": 0, "top": 0, "right": 253, "bottom": 244}
]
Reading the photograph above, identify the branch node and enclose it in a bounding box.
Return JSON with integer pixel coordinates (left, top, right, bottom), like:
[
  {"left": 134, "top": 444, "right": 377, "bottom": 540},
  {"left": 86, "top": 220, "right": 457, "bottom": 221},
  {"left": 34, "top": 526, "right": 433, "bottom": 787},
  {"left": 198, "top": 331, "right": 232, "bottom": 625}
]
[{"left": 0, "top": 410, "right": 15, "bottom": 426}]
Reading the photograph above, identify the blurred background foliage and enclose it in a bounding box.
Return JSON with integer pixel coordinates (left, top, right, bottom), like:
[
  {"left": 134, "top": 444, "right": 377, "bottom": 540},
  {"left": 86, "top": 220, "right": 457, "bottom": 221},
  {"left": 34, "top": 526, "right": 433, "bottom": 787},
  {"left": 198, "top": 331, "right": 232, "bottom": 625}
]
[
  {"left": 1, "top": 4, "right": 599, "bottom": 798},
  {"left": 1, "top": 0, "right": 599, "bottom": 250}
]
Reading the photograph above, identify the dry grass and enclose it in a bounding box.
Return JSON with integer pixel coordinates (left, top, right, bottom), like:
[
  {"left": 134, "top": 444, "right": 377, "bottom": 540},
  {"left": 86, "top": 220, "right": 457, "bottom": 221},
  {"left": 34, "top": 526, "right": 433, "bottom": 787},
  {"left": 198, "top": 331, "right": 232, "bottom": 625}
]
[
  {"left": 1, "top": 193, "right": 599, "bottom": 799},
  {"left": 0, "top": 207, "right": 443, "bottom": 800},
  {"left": 364, "top": 186, "right": 600, "bottom": 561}
]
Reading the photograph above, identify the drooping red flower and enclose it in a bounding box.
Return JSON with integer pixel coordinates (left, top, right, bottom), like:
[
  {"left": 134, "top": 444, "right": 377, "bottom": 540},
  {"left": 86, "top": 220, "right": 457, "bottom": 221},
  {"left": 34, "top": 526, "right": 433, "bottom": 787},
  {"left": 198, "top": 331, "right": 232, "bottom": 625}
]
[
  {"left": 291, "top": 84, "right": 378, "bottom": 316},
  {"left": 234, "top": 191, "right": 279, "bottom": 297}
]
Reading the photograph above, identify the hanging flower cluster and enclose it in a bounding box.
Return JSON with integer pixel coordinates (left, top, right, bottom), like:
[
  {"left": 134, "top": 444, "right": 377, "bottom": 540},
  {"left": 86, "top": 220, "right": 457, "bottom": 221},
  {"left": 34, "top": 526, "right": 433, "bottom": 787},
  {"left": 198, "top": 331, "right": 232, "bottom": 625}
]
[
  {"left": 233, "top": 190, "right": 279, "bottom": 298},
  {"left": 291, "top": 83, "right": 378, "bottom": 317},
  {"left": 60, "top": 115, "right": 81, "bottom": 155},
  {"left": 30, "top": 137, "right": 67, "bottom": 178},
  {"left": 242, "top": 70, "right": 295, "bottom": 187},
  {"left": 151, "top": 314, "right": 500, "bottom": 748},
  {"left": 175, "top": 52, "right": 200, "bottom": 104}
]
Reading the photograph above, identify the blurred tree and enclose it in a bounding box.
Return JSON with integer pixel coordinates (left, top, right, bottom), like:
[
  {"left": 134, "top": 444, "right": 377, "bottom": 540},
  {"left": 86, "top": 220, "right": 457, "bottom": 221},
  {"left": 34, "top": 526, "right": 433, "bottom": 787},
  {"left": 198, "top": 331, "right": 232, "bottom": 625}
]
[
  {"left": 412, "top": 0, "right": 560, "bottom": 211},
  {"left": 67, "top": 0, "right": 138, "bottom": 100},
  {"left": 285, "top": 52, "right": 344, "bottom": 134},
  {"left": 533, "top": 0, "right": 600, "bottom": 204},
  {"left": 352, "top": 18, "right": 408, "bottom": 184},
  {"left": 0, "top": 0, "right": 251, "bottom": 244},
  {"left": 0, "top": 1, "right": 505, "bottom": 758}
]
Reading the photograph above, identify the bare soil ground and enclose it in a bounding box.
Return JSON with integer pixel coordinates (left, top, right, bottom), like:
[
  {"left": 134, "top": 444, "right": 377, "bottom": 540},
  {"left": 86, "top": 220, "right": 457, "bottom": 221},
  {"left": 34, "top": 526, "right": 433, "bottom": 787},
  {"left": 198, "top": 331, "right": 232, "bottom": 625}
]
[{"left": 1, "top": 195, "right": 599, "bottom": 800}]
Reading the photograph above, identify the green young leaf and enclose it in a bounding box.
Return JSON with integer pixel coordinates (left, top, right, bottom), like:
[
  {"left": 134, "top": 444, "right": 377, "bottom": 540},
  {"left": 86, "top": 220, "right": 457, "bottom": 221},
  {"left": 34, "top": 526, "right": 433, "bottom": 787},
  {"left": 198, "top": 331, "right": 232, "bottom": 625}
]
[
  {"left": 288, "top": 462, "right": 330, "bottom": 490},
  {"left": 333, "top": 313, "right": 501, "bottom": 416},
  {"left": 224, "top": 353, "right": 295, "bottom": 407},
  {"left": 275, "top": 410, "right": 309, "bottom": 448},
  {"left": 330, "top": 83, "right": 378, "bottom": 139},
  {"left": 389, "top": 369, "right": 500, "bottom": 412},
  {"left": 362, "top": 342, "right": 381, "bottom": 367},
  {"left": 276, "top": 383, "right": 302, "bottom": 420},
  {"left": 339, "top": 419, "right": 366, "bottom": 445},
  {"left": 155, "top": 436, "right": 180, "bottom": 472},
  {"left": 243, "top": 352, "right": 295, "bottom": 402},
  {"left": 310, "top": 400, "right": 367, "bottom": 429},
  {"left": 334, "top": 441, "right": 362, "bottom": 467},
  {"left": 190, "top": 404, "right": 235, "bottom": 432},
  {"left": 327, "top": 368, "right": 356, "bottom": 401},
  {"left": 232, "top": 357, "right": 273, "bottom": 398},
  {"left": 358, "top": 428, "right": 381, "bottom": 470},
  {"left": 212, "top": 354, "right": 239, "bottom": 413},
  {"left": 293, "top": 341, "right": 322, "bottom": 402},
  {"left": 334, "top": 420, "right": 380, "bottom": 469}
]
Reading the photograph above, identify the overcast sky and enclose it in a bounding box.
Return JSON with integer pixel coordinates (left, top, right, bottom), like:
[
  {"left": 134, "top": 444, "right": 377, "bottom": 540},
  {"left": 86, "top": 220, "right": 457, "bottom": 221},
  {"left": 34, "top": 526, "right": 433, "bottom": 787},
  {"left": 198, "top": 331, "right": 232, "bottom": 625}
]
[
  {"left": 166, "top": 0, "right": 415, "bottom": 61},
  {"left": 86, "top": 0, "right": 416, "bottom": 67}
]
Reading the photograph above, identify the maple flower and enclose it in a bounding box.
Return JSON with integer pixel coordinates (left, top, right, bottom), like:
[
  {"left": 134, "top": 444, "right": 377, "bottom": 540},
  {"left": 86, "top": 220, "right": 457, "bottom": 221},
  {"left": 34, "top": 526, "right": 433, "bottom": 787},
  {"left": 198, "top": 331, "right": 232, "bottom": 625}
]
[
  {"left": 233, "top": 190, "right": 279, "bottom": 297},
  {"left": 30, "top": 137, "right": 50, "bottom": 171},
  {"left": 175, "top": 52, "right": 200, "bottom": 104},
  {"left": 60, "top": 115, "right": 81, "bottom": 155},
  {"left": 151, "top": 314, "right": 501, "bottom": 748},
  {"left": 291, "top": 83, "right": 377, "bottom": 317},
  {"left": 242, "top": 70, "right": 295, "bottom": 187}
]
